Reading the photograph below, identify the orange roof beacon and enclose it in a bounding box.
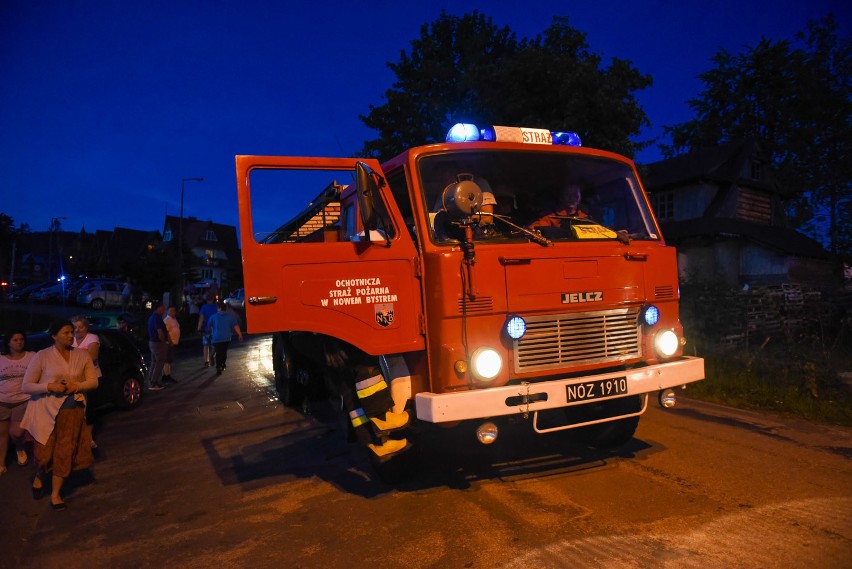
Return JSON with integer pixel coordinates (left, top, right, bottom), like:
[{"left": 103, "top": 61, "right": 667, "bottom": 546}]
[{"left": 235, "top": 123, "right": 704, "bottom": 478}]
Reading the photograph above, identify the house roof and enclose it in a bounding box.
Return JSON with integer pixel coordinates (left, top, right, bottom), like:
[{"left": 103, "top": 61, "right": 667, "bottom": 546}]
[
  {"left": 644, "top": 138, "right": 785, "bottom": 195},
  {"left": 662, "top": 218, "right": 829, "bottom": 259},
  {"left": 164, "top": 216, "right": 238, "bottom": 248},
  {"left": 163, "top": 216, "right": 240, "bottom": 268}
]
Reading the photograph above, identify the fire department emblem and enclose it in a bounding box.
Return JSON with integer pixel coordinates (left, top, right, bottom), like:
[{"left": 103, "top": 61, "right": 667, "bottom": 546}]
[{"left": 375, "top": 303, "right": 395, "bottom": 327}]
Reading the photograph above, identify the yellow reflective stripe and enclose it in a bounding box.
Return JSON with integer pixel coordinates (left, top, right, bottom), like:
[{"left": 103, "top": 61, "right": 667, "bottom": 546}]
[{"left": 356, "top": 380, "right": 388, "bottom": 400}]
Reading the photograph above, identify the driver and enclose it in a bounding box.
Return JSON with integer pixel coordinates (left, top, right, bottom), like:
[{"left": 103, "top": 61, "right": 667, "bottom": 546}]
[{"left": 530, "top": 183, "right": 587, "bottom": 228}]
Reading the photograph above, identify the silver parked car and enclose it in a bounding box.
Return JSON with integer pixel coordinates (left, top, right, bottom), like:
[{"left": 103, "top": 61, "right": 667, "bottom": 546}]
[
  {"left": 77, "top": 279, "right": 124, "bottom": 310},
  {"left": 224, "top": 288, "right": 245, "bottom": 310}
]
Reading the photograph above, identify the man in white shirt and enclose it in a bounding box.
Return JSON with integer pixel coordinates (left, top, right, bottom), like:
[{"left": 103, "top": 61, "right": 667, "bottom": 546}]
[{"left": 163, "top": 306, "right": 181, "bottom": 384}]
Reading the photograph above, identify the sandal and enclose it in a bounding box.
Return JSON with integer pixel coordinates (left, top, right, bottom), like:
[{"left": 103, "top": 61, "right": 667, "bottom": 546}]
[{"left": 17, "top": 449, "right": 29, "bottom": 466}]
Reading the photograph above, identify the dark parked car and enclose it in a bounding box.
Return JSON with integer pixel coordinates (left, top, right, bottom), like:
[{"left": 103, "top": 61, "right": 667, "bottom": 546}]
[
  {"left": 82, "top": 311, "right": 147, "bottom": 351},
  {"left": 8, "top": 281, "right": 53, "bottom": 303},
  {"left": 29, "top": 281, "right": 72, "bottom": 303},
  {"left": 27, "top": 328, "right": 146, "bottom": 411}
]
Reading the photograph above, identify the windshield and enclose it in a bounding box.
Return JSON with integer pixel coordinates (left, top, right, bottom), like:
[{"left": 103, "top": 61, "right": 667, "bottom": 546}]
[{"left": 418, "top": 150, "right": 658, "bottom": 244}]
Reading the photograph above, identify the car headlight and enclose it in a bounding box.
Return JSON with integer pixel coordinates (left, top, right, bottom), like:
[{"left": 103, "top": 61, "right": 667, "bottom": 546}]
[
  {"left": 470, "top": 347, "right": 502, "bottom": 382},
  {"left": 654, "top": 329, "right": 680, "bottom": 358}
]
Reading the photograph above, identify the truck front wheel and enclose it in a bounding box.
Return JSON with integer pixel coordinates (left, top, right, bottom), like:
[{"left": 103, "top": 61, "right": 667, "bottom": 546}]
[
  {"left": 272, "top": 334, "right": 302, "bottom": 407},
  {"left": 576, "top": 416, "right": 640, "bottom": 449},
  {"left": 572, "top": 395, "right": 642, "bottom": 449}
]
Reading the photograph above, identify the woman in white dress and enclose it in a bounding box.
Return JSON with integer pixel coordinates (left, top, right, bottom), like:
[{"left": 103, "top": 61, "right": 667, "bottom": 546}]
[{"left": 0, "top": 329, "right": 35, "bottom": 473}]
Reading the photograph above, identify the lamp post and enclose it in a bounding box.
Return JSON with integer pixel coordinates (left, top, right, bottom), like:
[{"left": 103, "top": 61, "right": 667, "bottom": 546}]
[
  {"left": 47, "top": 216, "right": 66, "bottom": 281},
  {"left": 179, "top": 177, "right": 204, "bottom": 307}
]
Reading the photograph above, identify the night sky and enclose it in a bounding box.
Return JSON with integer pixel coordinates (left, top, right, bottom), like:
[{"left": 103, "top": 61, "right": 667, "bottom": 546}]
[{"left": 2, "top": 0, "right": 848, "bottom": 236}]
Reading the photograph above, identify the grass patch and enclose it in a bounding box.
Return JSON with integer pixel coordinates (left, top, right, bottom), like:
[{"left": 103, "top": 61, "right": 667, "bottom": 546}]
[
  {"left": 678, "top": 279, "right": 852, "bottom": 426},
  {"left": 685, "top": 339, "right": 852, "bottom": 427}
]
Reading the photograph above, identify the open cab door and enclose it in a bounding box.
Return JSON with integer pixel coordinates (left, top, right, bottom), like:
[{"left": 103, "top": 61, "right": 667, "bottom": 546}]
[{"left": 235, "top": 156, "right": 424, "bottom": 356}]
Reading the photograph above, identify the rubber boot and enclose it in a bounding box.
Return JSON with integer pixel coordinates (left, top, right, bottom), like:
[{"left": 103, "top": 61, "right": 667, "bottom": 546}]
[
  {"left": 370, "top": 410, "right": 410, "bottom": 433},
  {"left": 368, "top": 438, "right": 410, "bottom": 460}
]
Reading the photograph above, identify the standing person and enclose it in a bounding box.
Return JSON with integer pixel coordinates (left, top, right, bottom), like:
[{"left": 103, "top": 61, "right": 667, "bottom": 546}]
[
  {"left": 188, "top": 293, "right": 200, "bottom": 331},
  {"left": 21, "top": 319, "right": 98, "bottom": 511},
  {"left": 146, "top": 303, "right": 168, "bottom": 391},
  {"left": 208, "top": 302, "right": 243, "bottom": 375},
  {"left": 197, "top": 295, "right": 218, "bottom": 367},
  {"left": 71, "top": 316, "right": 100, "bottom": 377},
  {"left": 208, "top": 279, "right": 219, "bottom": 302},
  {"left": 120, "top": 278, "right": 132, "bottom": 313},
  {"left": 71, "top": 316, "right": 101, "bottom": 449},
  {"left": 0, "top": 329, "right": 35, "bottom": 473},
  {"left": 162, "top": 306, "right": 181, "bottom": 384}
]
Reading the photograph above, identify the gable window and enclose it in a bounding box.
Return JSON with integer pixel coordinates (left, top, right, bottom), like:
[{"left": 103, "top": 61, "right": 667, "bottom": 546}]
[
  {"left": 205, "top": 229, "right": 217, "bottom": 241},
  {"left": 163, "top": 227, "right": 173, "bottom": 242},
  {"left": 651, "top": 191, "right": 674, "bottom": 220},
  {"left": 750, "top": 160, "right": 762, "bottom": 180}
]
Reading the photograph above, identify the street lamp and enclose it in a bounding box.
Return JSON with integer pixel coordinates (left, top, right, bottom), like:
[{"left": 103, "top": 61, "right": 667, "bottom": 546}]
[
  {"left": 48, "top": 216, "right": 66, "bottom": 281},
  {"left": 179, "top": 177, "right": 204, "bottom": 307}
]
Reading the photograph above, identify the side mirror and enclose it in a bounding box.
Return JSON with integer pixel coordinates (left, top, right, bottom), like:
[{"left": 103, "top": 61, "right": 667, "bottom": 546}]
[{"left": 355, "top": 161, "right": 377, "bottom": 231}]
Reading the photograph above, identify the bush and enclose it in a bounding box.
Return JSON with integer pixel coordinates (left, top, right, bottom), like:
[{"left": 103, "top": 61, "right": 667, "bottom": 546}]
[{"left": 680, "top": 277, "right": 852, "bottom": 426}]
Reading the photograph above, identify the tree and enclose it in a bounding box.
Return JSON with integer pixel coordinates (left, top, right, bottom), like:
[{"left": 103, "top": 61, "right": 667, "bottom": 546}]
[
  {"left": 359, "top": 11, "right": 652, "bottom": 160},
  {"left": 661, "top": 15, "right": 851, "bottom": 256},
  {"left": 0, "top": 213, "right": 30, "bottom": 285}
]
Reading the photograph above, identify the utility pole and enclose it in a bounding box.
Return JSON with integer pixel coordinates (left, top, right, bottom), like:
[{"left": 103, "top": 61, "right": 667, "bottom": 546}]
[
  {"left": 179, "top": 177, "right": 204, "bottom": 307},
  {"left": 48, "top": 216, "right": 66, "bottom": 280}
]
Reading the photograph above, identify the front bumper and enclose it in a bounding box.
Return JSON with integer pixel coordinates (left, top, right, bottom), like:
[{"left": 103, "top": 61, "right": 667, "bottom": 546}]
[{"left": 415, "top": 356, "right": 704, "bottom": 423}]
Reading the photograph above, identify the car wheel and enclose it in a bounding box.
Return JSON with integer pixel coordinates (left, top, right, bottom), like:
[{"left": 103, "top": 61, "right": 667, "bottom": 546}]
[
  {"left": 115, "top": 374, "right": 143, "bottom": 409},
  {"left": 91, "top": 298, "right": 105, "bottom": 310}
]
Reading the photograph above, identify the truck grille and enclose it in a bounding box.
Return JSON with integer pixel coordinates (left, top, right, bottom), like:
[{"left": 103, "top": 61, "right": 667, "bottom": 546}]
[{"left": 514, "top": 307, "right": 642, "bottom": 373}]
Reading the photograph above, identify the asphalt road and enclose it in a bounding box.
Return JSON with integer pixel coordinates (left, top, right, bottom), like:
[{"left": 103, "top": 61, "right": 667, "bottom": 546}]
[{"left": 1, "top": 335, "right": 850, "bottom": 568}]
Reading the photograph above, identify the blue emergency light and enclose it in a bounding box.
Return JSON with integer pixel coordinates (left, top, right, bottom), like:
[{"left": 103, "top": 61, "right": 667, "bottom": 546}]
[{"left": 446, "top": 123, "right": 582, "bottom": 147}]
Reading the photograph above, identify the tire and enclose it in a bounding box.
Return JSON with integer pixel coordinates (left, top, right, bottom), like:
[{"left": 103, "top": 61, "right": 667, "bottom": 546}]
[
  {"left": 115, "top": 374, "right": 143, "bottom": 409},
  {"left": 572, "top": 395, "right": 642, "bottom": 449},
  {"left": 272, "top": 334, "right": 303, "bottom": 407},
  {"left": 91, "top": 298, "right": 105, "bottom": 310},
  {"left": 576, "top": 416, "right": 640, "bottom": 449}
]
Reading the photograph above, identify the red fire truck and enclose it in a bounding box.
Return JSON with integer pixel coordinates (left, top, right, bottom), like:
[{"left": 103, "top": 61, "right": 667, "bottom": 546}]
[{"left": 235, "top": 123, "right": 704, "bottom": 468}]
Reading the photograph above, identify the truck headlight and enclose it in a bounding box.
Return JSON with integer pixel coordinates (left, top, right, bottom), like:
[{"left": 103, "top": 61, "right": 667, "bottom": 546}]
[
  {"left": 641, "top": 305, "right": 660, "bottom": 326},
  {"left": 470, "top": 347, "right": 501, "bottom": 382},
  {"left": 505, "top": 315, "right": 526, "bottom": 340},
  {"left": 654, "top": 329, "right": 680, "bottom": 358}
]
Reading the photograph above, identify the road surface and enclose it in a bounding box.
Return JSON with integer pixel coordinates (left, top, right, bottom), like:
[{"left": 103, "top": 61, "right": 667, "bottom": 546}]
[{"left": 1, "top": 335, "right": 849, "bottom": 568}]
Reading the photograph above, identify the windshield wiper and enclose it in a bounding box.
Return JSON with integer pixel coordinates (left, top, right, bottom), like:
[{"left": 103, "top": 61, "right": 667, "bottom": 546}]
[{"left": 488, "top": 214, "right": 552, "bottom": 246}]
